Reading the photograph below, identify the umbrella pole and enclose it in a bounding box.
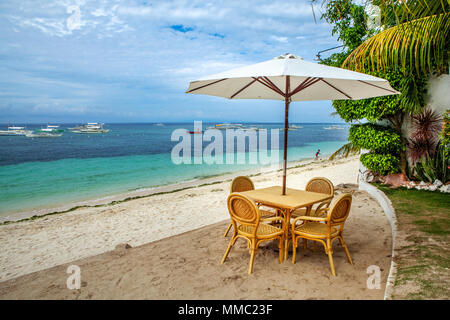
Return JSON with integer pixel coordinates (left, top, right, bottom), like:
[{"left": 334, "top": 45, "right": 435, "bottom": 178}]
[{"left": 282, "top": 94, "right": 290, "bottom": 195}]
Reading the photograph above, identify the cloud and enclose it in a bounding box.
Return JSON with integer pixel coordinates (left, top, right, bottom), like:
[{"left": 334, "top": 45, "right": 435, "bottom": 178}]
[
  {"left": 270, "top": 35, "right": 288, "bottom": 43},
  {"left": 0, "top": 0, "right": 341, "bottom": 123}
]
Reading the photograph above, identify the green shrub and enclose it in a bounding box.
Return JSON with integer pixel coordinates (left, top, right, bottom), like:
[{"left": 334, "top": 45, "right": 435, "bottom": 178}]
[
  {"left": 360, "top": 153, "right": 400, "bottom": 175},
  {"left": 441, "top": 110, "right": 450, "bottom": 159},
  {"left": 349, "top": 123, "right": 403, "bottom": 154},
  {"left": 414, "top": 143, "right": 449, "bottom": 183}
]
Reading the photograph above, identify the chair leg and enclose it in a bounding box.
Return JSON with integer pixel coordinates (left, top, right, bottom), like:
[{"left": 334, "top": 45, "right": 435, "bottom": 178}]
[
  {"left": 284, "top": 237, "right": 290, "bottom": 261},
  {"left": 248, "top": 240, "right": 258, "bottom": 274},
  {"left": 223, "top": 223, "right": 232, "bottom": 237},
  {"left": 291, "top": 236, "right": 297, "bottom": 264},
  {"left": 221, "top": 235, "right": 238, "bottom": 264},
  {"left": 339, "top": 236, "right": 353, "bottom": 265},
  {"left": 278, "top": 236, "right": 284, "bottom": 264},
  {"left": 326, "top": 238, "right": 336, "bottom": 276}
]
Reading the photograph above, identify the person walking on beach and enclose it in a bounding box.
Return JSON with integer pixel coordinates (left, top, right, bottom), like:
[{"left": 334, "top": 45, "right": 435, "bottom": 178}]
[{"left": 315, "top": 149, "right": 320, "bottom": 160}]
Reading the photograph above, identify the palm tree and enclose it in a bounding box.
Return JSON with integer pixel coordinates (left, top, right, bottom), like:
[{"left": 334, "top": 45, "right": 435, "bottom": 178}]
[{"left": 342, "top": 0, "right": 449, "bottom": 77}]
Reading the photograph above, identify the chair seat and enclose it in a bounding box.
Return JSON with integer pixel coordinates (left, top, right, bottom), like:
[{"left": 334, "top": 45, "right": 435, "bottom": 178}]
[
  {"left": 238, "top": 223, "right": 283, "bottom": 238},
  {"left": 291, "top": 207, "right": 328, "bottom": 218},
  {"left": 260, "top": 209, "right": 276, "bottom": 218},
  {"left": 294, "top": 222, "right": 339, "bottom": 238}
]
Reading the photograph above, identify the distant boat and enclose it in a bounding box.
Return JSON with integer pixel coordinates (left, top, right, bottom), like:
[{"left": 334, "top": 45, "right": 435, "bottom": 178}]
[
  {"left": 36, "top": 124, "right": 65, "bottom": 133},
  {"left": 290, "top": 124, "right": 303, "bottom": 129},
  {"left": 69, "top": 123, "right": 109, "bottom": 134},
  {"left": 0, "top": 124, "right": 32, "bottom": 136},
  {"left": 155, "top": 123, "right": 165, "bottom": 126},
  {"left": 323, "top": 125, "right": 345, "bottom": 130},
  {"left": 25, "top": 131, "right": 63, "bottom": 138},
  {"left": 206, "top": 123, "right": 245, "bottom": 130}
]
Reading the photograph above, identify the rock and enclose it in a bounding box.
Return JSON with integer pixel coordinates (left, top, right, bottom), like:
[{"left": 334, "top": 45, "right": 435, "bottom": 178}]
[
  {"left": 112, "top": 243, "right": 132, "bottom": 257},
  {"left": 419, "top": 181, "right": 427, "bottom": 186},
  {"left": 361, "top": 170, "right": 382, "bottom": 183},
  {"left": 383, "top": 173, "right": 409, "bottom": 188},
  {"left": 439, "top": 185, "right": 450, "bottom": 193},
  {"left": 115, "top": 243, "right": 132, "bottom": 250},
  {"left": 433, "top": 179, "right": 443, "bottom": 187},
  {"left": 428, "top": 185, "right": 437, "bottom": 192}
]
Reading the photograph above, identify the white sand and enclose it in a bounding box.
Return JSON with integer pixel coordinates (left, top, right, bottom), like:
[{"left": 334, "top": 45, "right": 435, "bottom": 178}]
[{"left": 0, "top": 156, "right": 360, "bottom": 282}]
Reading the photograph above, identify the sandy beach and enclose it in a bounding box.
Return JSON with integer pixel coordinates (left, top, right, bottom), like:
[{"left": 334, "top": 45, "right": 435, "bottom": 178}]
[{"left": 0, "top": 156, "right": 393, "bottom": 299}]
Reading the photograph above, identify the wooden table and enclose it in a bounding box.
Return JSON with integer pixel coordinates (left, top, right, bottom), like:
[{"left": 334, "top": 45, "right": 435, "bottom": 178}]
[{"left": 241, "top": 186, "right": 333, "bottom": 260}]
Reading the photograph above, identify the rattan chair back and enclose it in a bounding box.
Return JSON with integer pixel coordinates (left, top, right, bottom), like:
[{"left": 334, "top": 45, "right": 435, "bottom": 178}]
[
  {"left": 227, "top": 193, "right": 260, "bottom": 226},
  {"left": 328, "top": 193, "right": 352, "bottom": 225},
  {"left": 230, "top": 176, "right": 255, "bottom": 193},
  {"left": 305, "top": 177, "right": 334, "bottom": 195}
]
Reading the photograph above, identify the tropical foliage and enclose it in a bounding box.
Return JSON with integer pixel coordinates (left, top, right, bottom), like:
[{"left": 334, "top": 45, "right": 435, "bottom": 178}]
[
  {"left": 408, "top": 107, "right": 443, "bottom": 163},
  {"left": 414, "top": 143, "right": 449, "bottom": 183},
  {"left": 342, "top": 0, "right": 450, "bottom": 76},
  {"left": 317, "top": 0, "right": 449, "bottom": 177},
  {"left": 441, "top": 110, "right": 450, "bottom": 159},
  {"left": 349, "top": 123, "right": 403, "bottom": 154},
  {"left": 360, "top": 152, "right": 400, "bottom": 175}
]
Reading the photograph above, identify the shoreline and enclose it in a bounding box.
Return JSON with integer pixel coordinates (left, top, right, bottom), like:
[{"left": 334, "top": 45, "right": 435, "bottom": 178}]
[
  {"left": 0, "top": 155, "right": 361, "bottom": 282},
  {"left": 0, "top": 156, "right": 324, "bottom": 224}
]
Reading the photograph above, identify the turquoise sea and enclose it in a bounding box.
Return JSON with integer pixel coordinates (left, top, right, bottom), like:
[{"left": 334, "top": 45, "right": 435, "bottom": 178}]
[{"left": 0, "top": 123, "right": 349, "bottom": 216}]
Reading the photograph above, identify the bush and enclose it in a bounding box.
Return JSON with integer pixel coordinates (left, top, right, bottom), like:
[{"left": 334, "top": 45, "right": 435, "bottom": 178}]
[
  {"left": 414, "top": 143, "right": 449, "bottom": 183},
  {"left": 360, "top": 153, "right": 400, "bottom": 175},
  {"left": 349, "top": 123, "right": 403, "bottom": 154},
  {"left": 441, "top": 110, "right": 450, "bottom": 159}
]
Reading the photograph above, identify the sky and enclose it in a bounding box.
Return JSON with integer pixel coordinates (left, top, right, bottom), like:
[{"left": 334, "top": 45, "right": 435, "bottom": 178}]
[{"left": 0, "top": 0, "right": 346, "bottom": 124}]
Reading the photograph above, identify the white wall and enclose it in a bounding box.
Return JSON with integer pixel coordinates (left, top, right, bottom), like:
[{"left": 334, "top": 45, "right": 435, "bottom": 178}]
[{"left": 426, "top": 73, "right": 450, "bottom": 114}]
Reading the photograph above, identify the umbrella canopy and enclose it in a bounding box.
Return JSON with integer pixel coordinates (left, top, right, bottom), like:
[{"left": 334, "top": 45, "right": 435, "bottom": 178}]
[{"left": 186, "top": 53, "right": 400, "bottom": 194}]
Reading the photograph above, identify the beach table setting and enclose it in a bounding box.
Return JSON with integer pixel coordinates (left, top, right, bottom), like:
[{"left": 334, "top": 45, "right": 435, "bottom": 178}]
[
  {"left": 186, "top": 53, "right": 400, "bottom": 272},
  {"left": 240, "top": 186, "right": 333, "bottom": 260}
]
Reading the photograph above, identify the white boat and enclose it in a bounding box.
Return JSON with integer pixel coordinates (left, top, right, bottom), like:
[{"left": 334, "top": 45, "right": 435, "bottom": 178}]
[
  {"left": 37, "top": 124, "right": 64, "bottom": 133},
  {"left": 69, "top": 123, "right": 110, "bottom": 134},
  {"left": 25, "top": 131, "right": 62, "bottom": 138},
  {"left": 290, "top": 124, "right": 303, "bottom": 129},
  {"left": 155, "top": 123, "right": 165, "bottom": 126},
  {"left": 323, "top": 125, "right": 345, "bottom": 130},
  {"left": 0, "top": 125, "right": 32, "bottom": 136},
  {"left": 207, "top": 123, "right": 246, "bottom": 130}
]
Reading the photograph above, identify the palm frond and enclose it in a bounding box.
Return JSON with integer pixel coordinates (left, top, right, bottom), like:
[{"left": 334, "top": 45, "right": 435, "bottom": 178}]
[
  {"left": 329, "top": 142, "right": 360, "bottom": 160},
  {"left": 342, "top": 12, "right": 450, "bottom": 75}
]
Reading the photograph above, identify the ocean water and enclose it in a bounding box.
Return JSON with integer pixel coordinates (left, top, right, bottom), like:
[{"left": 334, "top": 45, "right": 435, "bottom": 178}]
[{"left": 0, "top": 123, "right": 349, "bottom": 215}]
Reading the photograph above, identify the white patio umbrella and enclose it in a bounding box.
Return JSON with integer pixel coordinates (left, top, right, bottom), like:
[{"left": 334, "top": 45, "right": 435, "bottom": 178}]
[{"left": 186, "top": 53, "right": 400, "bottom": 195}]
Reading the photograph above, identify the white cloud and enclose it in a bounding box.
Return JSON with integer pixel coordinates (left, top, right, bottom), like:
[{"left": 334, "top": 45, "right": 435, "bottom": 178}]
[
  {"left": 0, "top": 0, "right": 341, "bottom": 122},
  {"left": 270, "top": 35, "right": 288, "bottom": 43}
]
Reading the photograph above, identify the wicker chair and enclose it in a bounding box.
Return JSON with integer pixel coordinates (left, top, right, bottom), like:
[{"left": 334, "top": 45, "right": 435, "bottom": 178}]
[
  {"left": 291, "top": 193, "right": 353, "bottom": 276},
  {"left": 223, "top": 176, "right": 275, "bottom": 237},
  {"left": 291, "top": 177, "right": 334, "bottom": 219},
  {"left": 221, "top": 193, "right": 285, "bottom": 274}
]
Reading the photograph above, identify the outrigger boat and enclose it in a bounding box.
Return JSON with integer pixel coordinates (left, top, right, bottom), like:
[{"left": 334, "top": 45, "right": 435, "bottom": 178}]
[
  {"left": 0, "top": 124, "right": 32, "bottom": 136},
  {"left": 323, "top": 125, "right": 345, "bottom": 130},
  {"left": 25, "top": 131, "right": 63, "bottom": 138},
  {"left": 36, "top": 124, "right": 65, "bottom": 133},
  {"left": 69, "top": 123, "right": 109, "bottom": 134},
  {"left": 206, "top": 123, "right": 246, "bottom": 130}
]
